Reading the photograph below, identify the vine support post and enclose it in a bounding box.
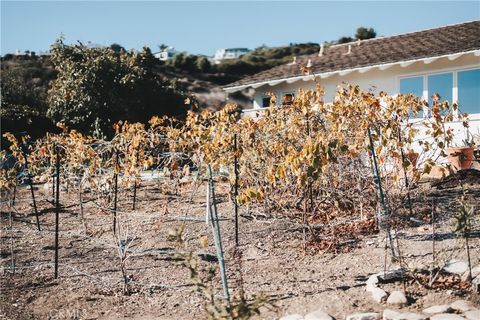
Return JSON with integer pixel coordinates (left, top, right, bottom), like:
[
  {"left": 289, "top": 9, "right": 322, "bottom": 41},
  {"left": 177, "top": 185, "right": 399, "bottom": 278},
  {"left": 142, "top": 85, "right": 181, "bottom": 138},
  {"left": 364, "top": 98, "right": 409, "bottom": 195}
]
[
  {"left": 51, "top": 155, "right": 55, "bottom": 204},
  {"left": 233, "top": 133, "right": 239, "bottom": 247},
  {"left": 397, "top": 127, "right": 413, "bottom": 217},
  {"left": 113, "top": 150, "right": 119, "bottom": 235},
  {"left": 208, "top": 165, "right": 231, "bottom": 307},
  {"left": 12, "top": 183, "right": 16, "bottom": 207},
  {"left": 132, "top": 180, "right": 137, "bottom": 210},
  {"left": 367, "top": 127, "right": 396, "bottom": 259},
  {"left": 54, "top": 144, "right": 60, "bottom": 279},
  {"left": 24, "top": 152, "right": 40, "bottom": 231}
]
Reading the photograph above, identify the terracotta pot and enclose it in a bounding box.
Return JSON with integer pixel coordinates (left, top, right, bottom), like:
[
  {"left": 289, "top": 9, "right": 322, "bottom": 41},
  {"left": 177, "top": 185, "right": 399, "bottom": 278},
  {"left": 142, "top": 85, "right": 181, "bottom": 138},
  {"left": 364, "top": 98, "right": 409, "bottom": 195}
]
[{"left": 446, "top": 147, "right": 474, "bottom": 170}]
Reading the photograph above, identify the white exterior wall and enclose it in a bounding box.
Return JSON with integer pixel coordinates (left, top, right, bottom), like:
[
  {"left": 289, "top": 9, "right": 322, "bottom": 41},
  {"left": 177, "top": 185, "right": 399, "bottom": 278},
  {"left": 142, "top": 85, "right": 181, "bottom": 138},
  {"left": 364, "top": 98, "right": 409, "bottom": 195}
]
[
  {"left": 252, "top": 53, "right": 479, "bottom": 109},
  {"left": 245, "top": 53, "right": 480, "bottom": 168}
]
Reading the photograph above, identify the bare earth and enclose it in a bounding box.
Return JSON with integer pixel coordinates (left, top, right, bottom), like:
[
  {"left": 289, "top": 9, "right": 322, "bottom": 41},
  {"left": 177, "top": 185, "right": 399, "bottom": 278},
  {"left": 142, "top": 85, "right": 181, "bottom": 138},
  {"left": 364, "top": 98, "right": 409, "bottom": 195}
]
[{"left": 1, "top": 178, "right": 479, "bottom": 320}]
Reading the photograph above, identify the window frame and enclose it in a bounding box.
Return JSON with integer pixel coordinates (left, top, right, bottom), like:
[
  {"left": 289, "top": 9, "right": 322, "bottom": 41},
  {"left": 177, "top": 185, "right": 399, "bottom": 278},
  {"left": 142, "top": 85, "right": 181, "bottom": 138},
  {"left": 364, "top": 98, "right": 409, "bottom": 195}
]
[{"left": 396, "top": 65, "right": 480, "bottom": 112}]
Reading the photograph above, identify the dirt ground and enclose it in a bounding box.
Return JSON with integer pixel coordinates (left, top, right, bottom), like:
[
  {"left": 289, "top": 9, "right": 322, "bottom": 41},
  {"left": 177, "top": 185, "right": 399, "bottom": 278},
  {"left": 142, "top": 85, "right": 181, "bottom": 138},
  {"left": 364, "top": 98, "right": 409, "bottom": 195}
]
[{"left": 1, "top": 173, "right": 479, "bottom": 320}]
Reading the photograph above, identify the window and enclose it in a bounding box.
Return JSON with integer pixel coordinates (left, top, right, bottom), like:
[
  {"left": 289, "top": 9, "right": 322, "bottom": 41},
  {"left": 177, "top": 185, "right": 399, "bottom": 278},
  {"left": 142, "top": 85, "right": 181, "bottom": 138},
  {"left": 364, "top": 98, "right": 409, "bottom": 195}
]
[
  {"left": 428, "top": 73, "right": 452, "bottom": 106},
  {"left": 400, "top": 76, "right": 424, "bottom": 117},
  {"left": 458, "top": 69, "right": 480, "bottom": 114},
  {"left": 262, "top": 97, "right": 271, "bottom": 108},
  {"left": 399, "top": 68, "right": 480, "bottom": 118},
  {"left": 400, "top": 76, "right": 423, "bottom": 99}
]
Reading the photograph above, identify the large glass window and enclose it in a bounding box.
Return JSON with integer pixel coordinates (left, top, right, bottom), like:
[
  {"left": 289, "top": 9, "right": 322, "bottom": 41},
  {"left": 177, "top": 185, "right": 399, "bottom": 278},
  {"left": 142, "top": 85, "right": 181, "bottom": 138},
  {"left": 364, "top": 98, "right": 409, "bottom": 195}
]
[
  {"left": 428, "top": 73, "right": 453, "bottom": 106},
  {"left": 458, "top": 69, "right": 480, "bottom": 114},
  {"left": 400, "top": 76, "right": 423, "bottom": 99}
]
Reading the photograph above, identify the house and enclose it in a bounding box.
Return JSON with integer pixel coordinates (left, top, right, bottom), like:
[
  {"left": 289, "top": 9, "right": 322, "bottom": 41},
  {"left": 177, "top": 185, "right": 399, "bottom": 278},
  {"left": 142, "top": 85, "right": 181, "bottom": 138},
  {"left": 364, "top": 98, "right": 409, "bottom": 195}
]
[
  {"left": 213, "top": 48, "right": 251, "bottom": 64},
  {"left": 223, "top": 21, "right": 480, "bottom": 157},
  {"left": 154, "top": 47, "right": 177, "bottom": 61},
  {"left": 224, "top": 21, "right": 479, "bottom": 116}
]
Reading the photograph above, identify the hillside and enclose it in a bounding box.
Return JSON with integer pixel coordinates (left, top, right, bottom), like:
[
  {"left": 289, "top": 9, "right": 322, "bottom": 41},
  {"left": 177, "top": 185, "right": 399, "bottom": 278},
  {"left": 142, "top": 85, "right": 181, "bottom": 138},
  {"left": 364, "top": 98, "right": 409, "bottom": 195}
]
[{"left": 0, "top": 42, "right": 326, "bottom": 143}]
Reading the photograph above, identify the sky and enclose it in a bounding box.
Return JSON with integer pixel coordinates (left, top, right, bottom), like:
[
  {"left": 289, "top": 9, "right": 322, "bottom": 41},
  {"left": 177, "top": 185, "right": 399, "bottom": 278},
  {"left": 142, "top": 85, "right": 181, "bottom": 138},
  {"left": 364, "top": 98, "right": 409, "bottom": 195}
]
[{"left": 1, "top": 1, "right": 479, "bottom": 56}]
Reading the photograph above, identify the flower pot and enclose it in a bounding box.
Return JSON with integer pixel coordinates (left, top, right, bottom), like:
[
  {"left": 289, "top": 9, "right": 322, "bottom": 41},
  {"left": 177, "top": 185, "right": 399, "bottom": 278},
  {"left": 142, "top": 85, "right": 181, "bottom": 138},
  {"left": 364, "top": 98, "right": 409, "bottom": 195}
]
[{"left": 446, "top": 147, "right": 474, "bottom": 170}]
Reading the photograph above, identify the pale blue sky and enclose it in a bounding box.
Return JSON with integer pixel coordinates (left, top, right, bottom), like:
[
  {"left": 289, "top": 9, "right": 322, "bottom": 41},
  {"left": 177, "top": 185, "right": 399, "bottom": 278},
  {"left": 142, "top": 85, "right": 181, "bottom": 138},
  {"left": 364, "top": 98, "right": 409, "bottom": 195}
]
[{"left": 1, "top": 1, "right": 479, "bottom": 56}]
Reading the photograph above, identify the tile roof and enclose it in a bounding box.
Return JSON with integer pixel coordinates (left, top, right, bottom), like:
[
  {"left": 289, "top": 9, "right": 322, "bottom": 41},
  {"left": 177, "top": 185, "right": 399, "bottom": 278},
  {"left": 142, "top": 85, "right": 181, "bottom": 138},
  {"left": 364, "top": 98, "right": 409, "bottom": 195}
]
[{"left": 224, "top": 21, "right": 480, "bottom": 89}]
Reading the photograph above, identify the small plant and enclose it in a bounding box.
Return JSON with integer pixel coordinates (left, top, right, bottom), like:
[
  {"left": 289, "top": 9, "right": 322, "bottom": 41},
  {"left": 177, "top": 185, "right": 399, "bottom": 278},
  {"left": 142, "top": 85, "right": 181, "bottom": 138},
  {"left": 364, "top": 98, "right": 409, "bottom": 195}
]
[
  {"left": 453, "top": 187, "right": 474, "bottom": 282},
  {"left": 114, "top": 222, "right": 136, "bottom": 295},
  {"left": 168, "top": 226, "right": 275, "bottom": 320}
]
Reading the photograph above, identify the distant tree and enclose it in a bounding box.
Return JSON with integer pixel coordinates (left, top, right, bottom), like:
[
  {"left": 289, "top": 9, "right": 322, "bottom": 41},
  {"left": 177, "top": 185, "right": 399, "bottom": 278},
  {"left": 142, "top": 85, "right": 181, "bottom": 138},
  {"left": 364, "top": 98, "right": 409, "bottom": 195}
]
[
  {"left": 0, "top": 67, "right": 55, "bottom": 141},
  {"left": 172, "top": 52, "right": 186, "bottom": 69},
  {"left": 337, "top": 36, "right": 354, "bottom": 44},
  {"left": 158, "top": 43, "right": 169, "bottom": 51},
  {"left": 355, "top": 27, "right": 377, "bottom": 40},
  {"left": 47, "top": 39, "right": 187, "bottom": 135},
  {"left": 196, "top": 56, "right": 211, "bottom": 73},
  {"left": 110, "top": 43, "right": 125, "bottom": 53}
]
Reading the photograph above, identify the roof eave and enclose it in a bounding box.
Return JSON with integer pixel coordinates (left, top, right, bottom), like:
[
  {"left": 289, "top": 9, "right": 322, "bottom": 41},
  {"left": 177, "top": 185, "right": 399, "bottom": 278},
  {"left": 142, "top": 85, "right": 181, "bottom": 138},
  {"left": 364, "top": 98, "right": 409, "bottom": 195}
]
[{"left": 223, "top": 49, "right": 480, "bottom": 93}]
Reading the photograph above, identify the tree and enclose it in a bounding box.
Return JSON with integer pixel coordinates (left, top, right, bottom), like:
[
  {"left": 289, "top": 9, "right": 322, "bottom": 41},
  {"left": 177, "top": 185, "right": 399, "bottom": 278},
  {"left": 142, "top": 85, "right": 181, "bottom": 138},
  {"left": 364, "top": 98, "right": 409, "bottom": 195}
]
[
  {"left": 110, "top": 43, "right": 125, "bottom": 53},
  {"left": 337, "top": 36, "right": 354, "bottom": 44},
  {"left": 355, "top": 27, "right": 376, "bottom": 40},
  {"left": 196, "top": 56, "right": 211, "bottom": 73},
  {"left": 47, "top": 39, "right": 188, "bottom": 135}
]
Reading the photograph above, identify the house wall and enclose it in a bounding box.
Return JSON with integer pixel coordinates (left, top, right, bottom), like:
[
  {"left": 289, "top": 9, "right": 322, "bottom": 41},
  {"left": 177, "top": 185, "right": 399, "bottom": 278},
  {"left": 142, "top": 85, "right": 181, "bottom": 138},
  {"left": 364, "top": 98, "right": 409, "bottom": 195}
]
[
  {"left": 246, "top": 53, "right": 480, "bottom": 169},
  {"left": 252, "top": 53, "right": 479, "bottom": 110}
]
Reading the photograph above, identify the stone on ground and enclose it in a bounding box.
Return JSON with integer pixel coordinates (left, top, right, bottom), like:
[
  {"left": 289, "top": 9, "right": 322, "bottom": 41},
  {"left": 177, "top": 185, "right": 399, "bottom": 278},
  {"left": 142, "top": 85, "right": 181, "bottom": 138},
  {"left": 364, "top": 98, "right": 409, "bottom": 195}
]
[
  {"left": 430, "top": 314, "right": 467, "bottom": 320},
  {"left": 444, "top": 260, "right": 468, "bottom": 275},
  {"left": 464, "top": 309, "right": 480, "bottom": 320},
  {"left": 383, "top": 309, "right": 401, "bottom": 320},
  {"left": 386, "top": 291, "right": 407, "bottom": 306},
  {"left": 450, "top": 300, "right": 475, "bottom": 312},
  {"left": 384, "top": 309, "right": 426, "bottom": 320},
  {"left": 423, "top": 305, "right": 452, "bottom": 314},
  {"left": 371, "top": 287, "right": 388, "bottom": 303},
  {"left": 346, "top": 312, "right": 381, "bottom": 320},
  {"left": 304, "top": 309, "right": 333, "bottom": 320},
  {"left": 280, "top": 314, "right": 304, "bottom": 320},
  {"left": 461, "top": 265, "right": 480, "bottom": 281},
  {"left": 366, "top": 275, "right": 380, "bottom": 292}
]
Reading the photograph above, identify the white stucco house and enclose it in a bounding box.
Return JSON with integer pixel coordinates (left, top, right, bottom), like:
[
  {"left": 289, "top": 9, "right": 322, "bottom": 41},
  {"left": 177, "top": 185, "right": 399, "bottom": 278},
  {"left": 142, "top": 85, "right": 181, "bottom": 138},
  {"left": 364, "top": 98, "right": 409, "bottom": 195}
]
[
  {"left": 154, "top": 47, "right": 177, "bottom": 61},
  {"left": 213, "top": 48, "right": 251, "bottom": 64},
  {"left": 224, "top": 21, "right": 480, "bottom": 162}
]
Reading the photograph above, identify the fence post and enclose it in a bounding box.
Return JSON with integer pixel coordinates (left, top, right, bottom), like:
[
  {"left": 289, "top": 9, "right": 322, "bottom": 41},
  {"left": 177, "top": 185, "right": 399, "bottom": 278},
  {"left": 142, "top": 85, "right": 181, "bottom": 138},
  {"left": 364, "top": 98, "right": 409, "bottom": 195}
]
[
  {"left": 208, "top": 165, "right": 231, "bottom": 306},
  {"left": 24, "top": 152, "right": 41, "bottom": 231},
  {"left": 54, "top": 145, "right": 60, "bottom": 279},
  {"left": 233, "top": 134, "right": 239, "bottom": 247},
  {"left": 367, "top": 128, "right": 396, "bottom": 259},
  {"left": 113, "top": 150, "right": 119, "bottom": 235}
]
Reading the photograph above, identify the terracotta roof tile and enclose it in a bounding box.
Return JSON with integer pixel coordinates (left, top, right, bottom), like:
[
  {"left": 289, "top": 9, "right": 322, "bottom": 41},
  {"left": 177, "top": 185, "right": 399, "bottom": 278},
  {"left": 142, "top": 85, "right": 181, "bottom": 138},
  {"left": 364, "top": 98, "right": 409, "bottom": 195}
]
[{"left": 225, "top": 21, "right": 480, "bottom": 89}]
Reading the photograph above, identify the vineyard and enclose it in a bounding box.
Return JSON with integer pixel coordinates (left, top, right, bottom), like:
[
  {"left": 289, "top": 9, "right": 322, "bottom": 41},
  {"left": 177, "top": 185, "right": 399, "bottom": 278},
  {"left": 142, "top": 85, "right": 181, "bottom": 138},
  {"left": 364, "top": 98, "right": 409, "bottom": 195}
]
[{"left": 1, "top": 85, "right": 479, "bottom": 319}]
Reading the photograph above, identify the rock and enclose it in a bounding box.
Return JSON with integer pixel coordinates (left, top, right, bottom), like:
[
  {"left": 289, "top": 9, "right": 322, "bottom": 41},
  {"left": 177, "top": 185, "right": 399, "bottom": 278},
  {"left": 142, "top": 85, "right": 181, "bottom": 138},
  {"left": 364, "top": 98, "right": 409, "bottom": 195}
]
[
  {"left": 461, "top": 265, "right": 480, "bottom": 281},
  {"left": 371, "top": 287, "right": 388, "bottom": 303},
  {"left": 386, "top": 291, "right": 407, "bottom": 306},
  {"left": 366, "top": 275, "right": 380, "bottom": 292},
  {"left": 423, "top": 305, "right": 453, "bottom": 314},
  {"left": 304, "top": 310, "right": 333, "bottom": 320},
  {"left": 394, "top": 313, "right": 426, "bottom": 320},
  {"left": 383, "top": 309, "right": 401, "bottom": 320},
  {"left": 280, "top": 315, "right": 304, "bottom": 320},
  {"left": 377, "top": 269, "right": 404, "bottom": 282},
  {"left": 464, "top": 309, "right": 480, "bottom": 320},
  {"left": 444, "top": 260, "right": 468, "bottom": 275},
  {"left": 384, "top": 310, "right": 426, "bottom": 320},
  {"left": 450, "top": 300, "right": 474, "bottom": 312},
  {"left": 430, "top": 314, "right": 466, "bottom": 320},
  {"left": 473, "top": 277, "right": 480, "bottom": 293},
  {"left": 346, "top": 312, "right": 381, "bottom": 320}
]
